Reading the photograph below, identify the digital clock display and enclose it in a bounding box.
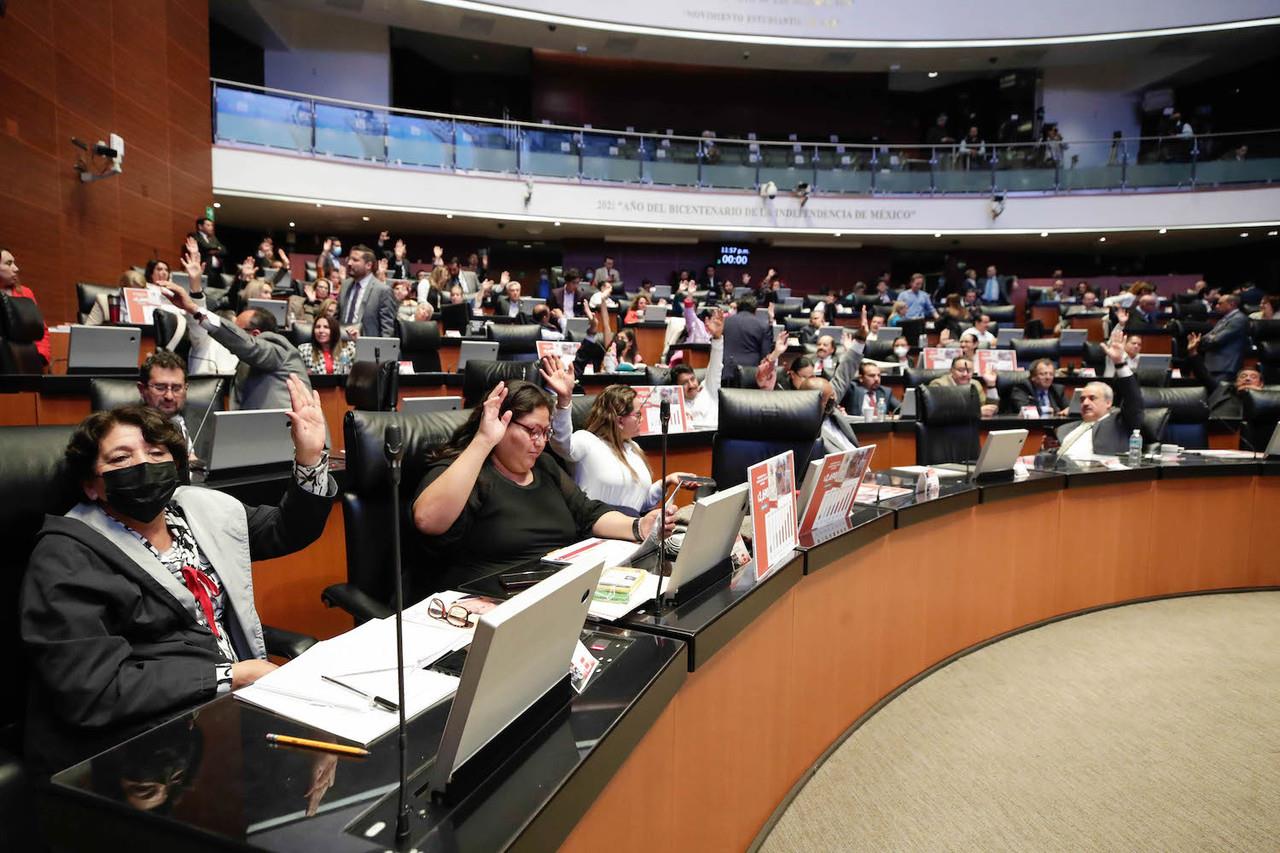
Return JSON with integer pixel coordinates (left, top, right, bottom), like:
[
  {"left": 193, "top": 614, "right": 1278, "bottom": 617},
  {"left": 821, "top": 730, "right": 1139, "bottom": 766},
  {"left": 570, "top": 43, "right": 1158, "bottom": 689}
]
[{"left": 718, "top": 246, "right": 749, "bottom": 266}]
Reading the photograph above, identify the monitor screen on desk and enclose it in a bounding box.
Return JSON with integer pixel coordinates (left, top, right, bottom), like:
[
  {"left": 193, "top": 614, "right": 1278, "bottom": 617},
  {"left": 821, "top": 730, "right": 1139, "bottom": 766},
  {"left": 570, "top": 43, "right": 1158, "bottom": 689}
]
[
  {"left": 247, "top": 299, "right": 288, "bottom": 327},
  {"left": 355, "top": 336, "right": 400, "bottom": 364},
  {"left": 666, "top": 483, "right": 749, "bottom": 598},
  {"left": 428, "top": 560, "right": 604, "bottom": 793},
  {"left": 67, "top": 325, "right": 140, "bottom": 373}
]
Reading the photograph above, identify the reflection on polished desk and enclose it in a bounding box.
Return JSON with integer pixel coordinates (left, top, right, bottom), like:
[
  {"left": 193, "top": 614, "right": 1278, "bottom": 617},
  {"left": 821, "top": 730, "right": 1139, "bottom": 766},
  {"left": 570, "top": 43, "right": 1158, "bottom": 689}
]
[{"left": 45, "top": 625, "right": 686, "bottom": 853}]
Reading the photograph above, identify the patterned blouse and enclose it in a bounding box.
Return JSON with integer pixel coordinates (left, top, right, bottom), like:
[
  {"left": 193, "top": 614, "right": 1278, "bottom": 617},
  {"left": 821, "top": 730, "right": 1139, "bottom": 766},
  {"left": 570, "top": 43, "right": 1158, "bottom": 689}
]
[{"left": 297, "top": 340, "right": 357, "bottom": 375}]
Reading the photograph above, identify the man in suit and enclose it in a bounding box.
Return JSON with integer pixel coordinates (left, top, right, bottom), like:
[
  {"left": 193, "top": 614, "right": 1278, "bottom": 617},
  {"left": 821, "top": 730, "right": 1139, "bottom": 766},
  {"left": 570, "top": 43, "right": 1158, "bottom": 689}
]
[
  {"left": 162, "top": 282, "right": 311, "bottom": 411},
  {"left": 340, "top": 245, "right": 397, "bottom": 339},
  {"left": 549, "top": 269, "right": 587, "bottom": 317},
  {"left": 1198, "top": 294, "right": 1250, "bottom": 382},
  {"left": 1055, "top": 337, "right": 1144, "bottom": 459},
  {"left": 1009, "top": 358, "right": 1069, "bottom": 416},
  {"left": 721, "top": 294, "right": 776, "bottom": 384},
  {"left": 979, "top": 265, "right": 1015, "bottom": 305},
  {"left": 593, "top": 257, "right": 621, "bottom": 290},
  {"left": 699, "top": 265, "right": 720, "bottom": 291},
  {"left": 193, "top": 217, "right": 226, "bottom": 272},
  {"left": 1185, "top": 331, "right": 1263, "bottom": 419},
  {"left": 496, "top": 279, "right": 525, "bottom": 320},
  {"left": 842, "top": 361, "right": 900, "bottom": 416},
  {"left": 929, "top": 356, "right": 999, "bottom": 417}
]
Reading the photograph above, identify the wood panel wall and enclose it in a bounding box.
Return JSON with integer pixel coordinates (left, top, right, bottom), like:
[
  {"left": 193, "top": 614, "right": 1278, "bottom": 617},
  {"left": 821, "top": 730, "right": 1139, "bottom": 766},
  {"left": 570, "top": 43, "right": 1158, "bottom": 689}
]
[{"left": 0, "top": 0, "right": 213, "bottom": 327}]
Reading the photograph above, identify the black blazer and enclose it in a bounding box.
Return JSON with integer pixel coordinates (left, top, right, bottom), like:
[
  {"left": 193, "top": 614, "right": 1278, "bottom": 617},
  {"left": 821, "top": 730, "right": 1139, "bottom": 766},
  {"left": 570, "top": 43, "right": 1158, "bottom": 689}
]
[
  {"left": 721, "top": 311, "right": 774, "bottom": 382},
  {"left": 1054, "top": 371, "right": 1144, "bottom": 454},
  {"left": 1009, "top": 381, "right": 1069, "bottom": 413},
  {"left": 548, "top": 286, "right": 587, "bottom": 317}
]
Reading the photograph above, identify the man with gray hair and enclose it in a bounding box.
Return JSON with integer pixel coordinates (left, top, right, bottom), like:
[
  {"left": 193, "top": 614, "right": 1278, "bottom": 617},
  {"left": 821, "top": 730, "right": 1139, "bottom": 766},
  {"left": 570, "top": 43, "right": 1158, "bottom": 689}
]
[
  {"left": 1055, "top": 332, "right": 1145, "bottom": 459},
  {"left": 1198, "top": 293, "right": 1249, "bottom": 383}
]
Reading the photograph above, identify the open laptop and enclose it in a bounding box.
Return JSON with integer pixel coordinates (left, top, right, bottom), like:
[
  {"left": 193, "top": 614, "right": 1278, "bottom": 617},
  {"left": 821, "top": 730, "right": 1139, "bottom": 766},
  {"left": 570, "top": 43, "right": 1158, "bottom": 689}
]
[
  {"left": 67, "top": 325, "right": 140, "bottom": 374},
  {"left": 426, "top": 559, "right": 604, "bottom": 794},
  {"left": 938, "top": 428, "right": 1029, "bottom": 479},
  {"left": 1058, "top": 329, "right": 1087, "bottom": 348},
  {"left": 818, "top": 325, "right": 844, "bottom": 343},
  {"left": 643, "top": 304, "right": 669, "bottom": 323},
  {"left": 519, "top": 297, "right": 546, "bottom": 315},
  {"left": 651, "top": 285, "right": 673, "bottom": 300},
  {"left": 996, "top": 327, "right": 1025, "bottom": 346},
  {"left": 1137, "top": 353, "right": 1171, "bottom": 373},
  {"left": 457, "top": 340, "right": 499, "bottom": 371},
  {"left": 205, "top": 409, "right": 294, "bottom": 474},
  {"left": 899, "top": 387, "right": 919, "bottom": 418},
  {"left": 663, "top": 483, "right": 750, "bottom": 599},
  {"left": 565, "top": 317, "right": 590, "bottom": 339},
  {"left": 1265, "top": 422, "right": 1280, "bottom": 457},
  {"left": 354, "top": 336, "right": 400, "bottom": 363},
  {"left": 401, "top": 396, "right": 462, "bottom": 414},
  {"left": 246, "top": 298, "right": 289, "bottom": 327},
  {"left": 776, "top": 288, "right": 792, "bottom": 301}
]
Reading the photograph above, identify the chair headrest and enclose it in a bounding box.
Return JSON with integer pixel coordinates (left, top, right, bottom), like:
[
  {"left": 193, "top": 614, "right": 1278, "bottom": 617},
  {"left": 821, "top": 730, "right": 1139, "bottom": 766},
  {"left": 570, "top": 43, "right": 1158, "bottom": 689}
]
[
  {"left": 487, "top": 323, "right": 542, "bottom": 354},
  {"left": 1012, "top": 338, "right": 1060, "bottom": 360},
  {"left": 1249, "top": 319, "right": 1280, "bottom": 342},
  {"left": 984, "top": 305, "right": 1016, "bottom": 322},
  {"left": 287, "top": 323, "right": 313, "bottom": 347},
  {"left": 1243, "top": 388, "right": 1280, "bottom": 421},
  {"left": 1139, "top": 386, "right": 1209, "bottom": 422},
  {"left": 462, "top": 359, "right": 539, "bottom": 407},
  {"left": 717, "top": 388, "right": 823, "bottom": 439},
  {"left": 75, "top": 282, "right": 116, "bottom": 315},
  {"left": 994, "top": 369, "right": 1029, "bottom": 392},
  {"left": 346, "top": 360, "right": 399, "bottom": 411},
  {"left": 0, "top": 425, "right": 80, "bottom": 558},
  {"left": 0, "top": 293, "right": 46, "bottom": 341},
  {"left": 1142, "top": 406, "right": 1171, "bottom": 443},
  {"left": 399, "top": 319, "right": 440, "bottom": 351},
  {"left": 919, "top": 384, "right": 980, "bottom": 425},
  {"left": 904, "top": 367, "right": 948, "bottom": 387},
  {"left": 863, "top": 339, "right": 895, "bottom": 361},
  {"left": 344, "top": 409, "right": 470, "bottom": 495}
]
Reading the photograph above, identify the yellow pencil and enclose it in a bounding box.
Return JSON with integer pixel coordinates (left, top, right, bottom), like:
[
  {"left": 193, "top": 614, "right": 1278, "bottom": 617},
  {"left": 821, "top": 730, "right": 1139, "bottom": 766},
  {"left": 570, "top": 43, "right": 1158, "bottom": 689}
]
[{"left": 265, "top": 733, "right": 369, "bottom": 757}]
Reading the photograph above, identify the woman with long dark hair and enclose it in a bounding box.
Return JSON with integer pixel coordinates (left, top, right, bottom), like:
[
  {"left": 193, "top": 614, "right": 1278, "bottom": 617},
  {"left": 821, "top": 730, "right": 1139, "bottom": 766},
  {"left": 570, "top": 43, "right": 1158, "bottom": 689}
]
[
  {"left": 411, "top": 380, "right": 674, "bottom": 592},
  {"left": 297, "top": 315, "right": 355, "bottom": 375}
]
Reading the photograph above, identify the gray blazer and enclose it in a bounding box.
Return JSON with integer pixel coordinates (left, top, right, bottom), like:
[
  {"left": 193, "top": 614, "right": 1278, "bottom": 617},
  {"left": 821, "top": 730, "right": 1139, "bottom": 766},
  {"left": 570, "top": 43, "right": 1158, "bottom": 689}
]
[
  {"left": 204, "top": 318, "right": 311, "bottom": 410},
  {"left": 1054, "top": 371, "right": 1143, "bottom": 455},
  {"left": 339, "top": 275, "right": 397, "bottom": 338},
  {"left": 1199, "top": 309, "right": 1249, "bottom": 378}
]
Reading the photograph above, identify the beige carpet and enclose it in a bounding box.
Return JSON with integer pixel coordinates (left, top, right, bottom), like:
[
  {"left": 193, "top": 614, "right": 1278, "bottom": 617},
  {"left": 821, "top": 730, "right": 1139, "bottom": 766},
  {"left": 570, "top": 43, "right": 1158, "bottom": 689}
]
[{"left": 763, "top": 592, "right": 1280, "bottom": 852}]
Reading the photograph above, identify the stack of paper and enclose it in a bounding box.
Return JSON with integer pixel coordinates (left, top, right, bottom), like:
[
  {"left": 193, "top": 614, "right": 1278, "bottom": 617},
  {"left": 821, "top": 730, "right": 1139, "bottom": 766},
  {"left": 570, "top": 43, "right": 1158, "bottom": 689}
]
[{"left": 545, "top": 538, "right": 656, "bottom": 620}]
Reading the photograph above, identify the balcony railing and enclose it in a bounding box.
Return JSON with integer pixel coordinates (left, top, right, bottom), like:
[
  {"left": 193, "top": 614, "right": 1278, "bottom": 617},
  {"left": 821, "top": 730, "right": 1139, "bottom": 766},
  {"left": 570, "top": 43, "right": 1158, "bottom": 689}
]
[{"left": 212, "top": 79, "right": 1280, "bottom": 196}]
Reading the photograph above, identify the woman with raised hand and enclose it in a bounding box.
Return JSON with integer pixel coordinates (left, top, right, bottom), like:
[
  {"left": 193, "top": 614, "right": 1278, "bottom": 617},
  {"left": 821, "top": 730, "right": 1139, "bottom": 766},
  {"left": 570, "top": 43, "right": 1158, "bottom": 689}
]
[
  {"left": 541, "top": 355, "right": 694, "bottom": 514},
  {"left": 411, "top": 380, "right": 675, "bottom": 593}
]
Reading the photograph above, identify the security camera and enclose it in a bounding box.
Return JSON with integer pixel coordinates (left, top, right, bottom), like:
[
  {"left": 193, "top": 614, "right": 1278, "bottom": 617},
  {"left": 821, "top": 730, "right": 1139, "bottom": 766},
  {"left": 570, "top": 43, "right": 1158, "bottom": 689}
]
[
  {"left": 796, "top": 182, "right": 811, "bottom": 207},
  {"left": 759, "top": 181, "right": 777, "bottom": 200},
  {"left": 73, "top": 132, "right": 124, "bottom": 182},
  {"left": 548, "top": 23, "right": 557, "bottom": 31},
  {"left": 742, "top": 50, "right": 750, "bottom": 60},
  {"left": 523, "top": 178, "right": 534, "bottom": 205},
  {"left": 989, "top": 193, "right": 1005, "bottom": 219}
]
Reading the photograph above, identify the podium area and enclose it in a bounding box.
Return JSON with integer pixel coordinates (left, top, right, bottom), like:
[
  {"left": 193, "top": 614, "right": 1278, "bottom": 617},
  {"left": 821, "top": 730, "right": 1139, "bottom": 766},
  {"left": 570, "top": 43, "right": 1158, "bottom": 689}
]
[{"left": 41, "top": 460, "right": 1280, "bottom": 852}]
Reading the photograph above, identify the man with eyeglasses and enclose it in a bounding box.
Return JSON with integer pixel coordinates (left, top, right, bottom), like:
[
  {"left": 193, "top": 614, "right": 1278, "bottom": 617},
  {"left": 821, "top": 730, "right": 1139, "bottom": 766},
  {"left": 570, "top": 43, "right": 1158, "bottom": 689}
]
[{"left": 138, "top": 350, "right": 196, "bottom": 457}]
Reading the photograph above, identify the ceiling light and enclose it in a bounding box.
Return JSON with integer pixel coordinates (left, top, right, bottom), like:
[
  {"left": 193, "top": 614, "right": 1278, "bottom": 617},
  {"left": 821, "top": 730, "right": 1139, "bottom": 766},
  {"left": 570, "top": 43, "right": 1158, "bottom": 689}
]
[
  {"left": 553, "top": 220, "right": 561, "bottom": 226},
  {"left": 1158, "top": 227, "right": 1167, "bottom": 234},
  {"left": 1098, "top": 236, "right": 1107, "bottom": 242},
  {"left": 833, "top": 232, "right": 842, "bottom": 237},
  {"left": 361, "top": 215, "right": 370, "bottom": 221},
  {"left": 315, "top": 203, "right": 322, "bottom": 207},
  {"left": 1268, "top": 230, "right": 1278, "bottom": 237},
  {"left": 1240, "top": 231, "right": 1249, "bottom": 237},
  {"left": 523, "top": 244, "right": 532, "bottom": 249},
  {"left": 927, "top": 71, "right": 938, "bottom": 78},
  {"left": 446, "top": 213, "right": 454, "bottom": 219},
  {"left": 288, "top": 221, "right": 295, "bottom": 227},
  {"left": 933, "top": 232, "right": 942, "bottom": 238},
  {"left": 212, "top": 202, "right": 221, "bottom": 209},
  {"left": 1039, "top": 231, "right": 1048, "bottom": 237}
]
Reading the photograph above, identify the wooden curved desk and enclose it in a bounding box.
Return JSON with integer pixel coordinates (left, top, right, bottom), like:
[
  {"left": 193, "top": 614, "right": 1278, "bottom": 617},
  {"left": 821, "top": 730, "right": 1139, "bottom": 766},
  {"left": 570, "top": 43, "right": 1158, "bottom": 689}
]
[{"left": 562, "top": 465, "right": 1279, "bottom": 852}]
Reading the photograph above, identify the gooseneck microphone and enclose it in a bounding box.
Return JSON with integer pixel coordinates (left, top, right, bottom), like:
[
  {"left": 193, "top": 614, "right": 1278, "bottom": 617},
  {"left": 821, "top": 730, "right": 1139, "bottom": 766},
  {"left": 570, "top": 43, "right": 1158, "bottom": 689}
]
[
  {"left": 187, "top": 377, "right": 224, "bottom": 468},
  {"left": 384, "top": 423, "right": 411, "bottom": 844},
  {"left": 654, "top": 396, "right": 672, "bottom": 603}
]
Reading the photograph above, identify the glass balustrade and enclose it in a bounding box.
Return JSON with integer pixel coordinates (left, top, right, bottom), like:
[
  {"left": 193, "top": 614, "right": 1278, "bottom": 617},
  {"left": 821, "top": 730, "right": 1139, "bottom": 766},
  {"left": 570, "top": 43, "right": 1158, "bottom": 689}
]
[{"left": 212, "top": 80, "right": 1280, "bottom": 197}]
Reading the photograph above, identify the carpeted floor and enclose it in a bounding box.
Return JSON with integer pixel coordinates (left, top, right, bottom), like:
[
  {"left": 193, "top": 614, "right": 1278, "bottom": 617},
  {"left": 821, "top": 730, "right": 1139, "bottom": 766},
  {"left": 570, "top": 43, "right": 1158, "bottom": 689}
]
[{"left": 762, "top": 592, "right": 1280, "bottom": 852}]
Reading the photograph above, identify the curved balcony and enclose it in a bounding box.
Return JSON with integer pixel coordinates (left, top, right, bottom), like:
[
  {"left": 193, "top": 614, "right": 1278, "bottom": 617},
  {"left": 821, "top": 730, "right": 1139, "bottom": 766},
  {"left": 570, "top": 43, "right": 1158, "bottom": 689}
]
[{"left": 212, "top": 80, "right": 1280, "bottom": 199}]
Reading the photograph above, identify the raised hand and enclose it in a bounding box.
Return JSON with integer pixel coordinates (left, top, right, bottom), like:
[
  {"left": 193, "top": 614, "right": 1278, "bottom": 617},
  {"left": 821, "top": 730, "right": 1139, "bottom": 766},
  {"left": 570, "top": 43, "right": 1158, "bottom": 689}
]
[
  {"left": 475, "top": 382, "right": 512, "bottom": 449},
  {"left": 180, "top": 249, "right": 204, "bottom": 283},
  {"left": 239, "top": 257, "right": 256, "bottom": 280},
  {"left": 184, "top": 235, "right": 199, "bottom": 259},
  {"left": 284, "top": 374, "right": 326, "bottom": 466},
  {"left": 277, "top": 248, "right": 290, "bottom": 268},
  {"left": 538, "top": 354, "right": 575, "bottom": 403},
  {"left": 705, "top": 308, "right": 724, "bottom": 340},
  {"left": 1186, "top": 331, "right": 1201, "bottom": 354},
  {"left": 860, "top": 304, "right": 868, "bottom": 330},
  {"left": 322, "top": 238, "right": 332, "bottom": 255},
  {"left": 755, "top": 355, "right": 777, "bottom": 389},
  {"left": 158, "top": 281, "right": 198, "bottom": 315},
  {"left": 773, "top": 330, "right": 790, "bottom": 357},
  {"left": 433, "top": 245, "right": 444, "bottom": 259},
  {"left": 841, "top": 329, "right": 855, "bottom": 351},
  {"left": 1104, "top": 332, "right": 1127, "bottom": 365},
  {"left": 500, "top": 270, "right": 511, "bottom": 284},
  {"left": 1116, "top": 306, "right": 1130, "bottom": 328}
]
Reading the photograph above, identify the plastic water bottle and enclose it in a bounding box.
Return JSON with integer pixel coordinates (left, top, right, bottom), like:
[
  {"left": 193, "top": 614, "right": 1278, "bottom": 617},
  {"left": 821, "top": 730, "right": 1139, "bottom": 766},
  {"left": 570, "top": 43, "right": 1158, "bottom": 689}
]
[
  {"left": 876, "top": 397, "right": 887, "bottom": 419},
  {"left": 1127, "top": 429, "right": 1143, "bottom": 464}
]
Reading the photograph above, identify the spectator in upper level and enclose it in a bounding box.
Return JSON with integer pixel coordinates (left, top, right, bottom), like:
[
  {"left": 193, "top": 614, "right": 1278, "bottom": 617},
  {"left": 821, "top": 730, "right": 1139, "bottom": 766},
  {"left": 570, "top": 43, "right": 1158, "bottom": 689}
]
[
  {"left": 593, "top": 256, "right": 621, "bottom": 290},
  {"left": 958, "top": 126, "right": 985, "bottom": 169},
  {"left": 925, "top": 113, "right": 954, "bottom": 148},
  {"left": 193, "top": 217, "right": 226, "bottom": 272},
  {"left": 901, "top": 273, "right": 938, "bottom": 320},
  {"left": 0, "top": 247, "right": 50, "bottom": 364}
]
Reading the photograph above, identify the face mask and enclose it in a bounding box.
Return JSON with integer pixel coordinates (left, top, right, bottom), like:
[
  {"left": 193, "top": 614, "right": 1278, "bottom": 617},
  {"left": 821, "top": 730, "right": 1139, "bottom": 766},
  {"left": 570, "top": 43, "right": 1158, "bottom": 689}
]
[
  {"left": 101, "top": 461, "right": 179, "bottom": 523},
  {"left": 894, "top": 346, "right": 909, "bottom": 357},
  {"left": 330, "top": 247, "right": 343, "bottom": 258}
]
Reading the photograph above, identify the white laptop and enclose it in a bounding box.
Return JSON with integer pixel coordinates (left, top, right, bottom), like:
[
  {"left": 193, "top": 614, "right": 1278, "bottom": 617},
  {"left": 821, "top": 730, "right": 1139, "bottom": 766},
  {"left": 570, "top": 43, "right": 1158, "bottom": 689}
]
[
  {"left": 651, "top": 285, "right": 673, "bottom": 299},
  {"left": 1137, "top": 353, "right": 1171, "bottom": 373},
  {"left": 519, "top": 297, "right": 546, "bottom": 315},
  {"left": 427, "top": 559, "right": 604, "bottom": 794},
  {"left": 457, "top": 340, "right": 499, "bottom": 371},
  {"left": 643, "top": 304, "right": 669, "bottom": 322},
  {"left": 67, "top": 325, "right": 140, "bottom": 373},
  {"left": 1265, "top": 422, "right": 1280, "bottom": 457},
  {"left": 996, "top": 327, "right": 1025, "bottom": 346},
  {"left": 900, "top": 387, "right": 919, "bottom": 418},
  {"left": 246, "top": 298, "right": 288, "bottom": 327},
  {"left": 818, "top": 325, "right": 844, "bottom": 343},
  {"left": 565, "top": 317, "right": 590, "bottom": 339},
  {"left": 354, "top": 335, "right": 400, "bottom": 363},
  {"left": 206, "top": 409, "right": 294, "bottom": 473},
  {"left": 776, "top": 288, "right": 792, "bottom": 301},
  {"left": 401, "top": 396, "right": 462, "bottom": 414},
  {"left": 1058, "top": 329, "right": 1087, "bottom": 348},
  {"left": 938, "top": 428, "right": 1029, "bottom": 478},
  {"left": 663, "top": 483, "right": 750, "bottom": 599}
]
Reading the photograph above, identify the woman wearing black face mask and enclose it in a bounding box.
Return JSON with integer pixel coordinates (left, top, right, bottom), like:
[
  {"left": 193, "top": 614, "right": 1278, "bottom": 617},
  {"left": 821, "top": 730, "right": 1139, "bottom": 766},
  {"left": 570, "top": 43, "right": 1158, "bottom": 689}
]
[{"left": 20, "top": 375, "right": 335, "bottom": 778}]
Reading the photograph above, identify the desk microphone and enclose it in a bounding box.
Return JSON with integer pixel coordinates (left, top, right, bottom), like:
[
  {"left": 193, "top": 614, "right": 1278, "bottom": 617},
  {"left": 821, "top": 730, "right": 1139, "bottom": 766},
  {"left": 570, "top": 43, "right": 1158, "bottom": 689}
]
[
  {"left": 187, "top": 377, "right": 224, "bottom": 468},
  {"left": 384, "top": 423, "right": 411, "bottom": 844},
  {"left": 654, "top": 396, "right": 672, "bottom": 604}
]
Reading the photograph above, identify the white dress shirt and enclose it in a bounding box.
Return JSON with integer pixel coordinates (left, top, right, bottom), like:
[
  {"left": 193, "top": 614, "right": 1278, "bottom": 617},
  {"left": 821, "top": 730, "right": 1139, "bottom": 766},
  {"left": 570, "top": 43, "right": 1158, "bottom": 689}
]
[{"left": 551, "top": 407, "right": 661, "bottom": 513}]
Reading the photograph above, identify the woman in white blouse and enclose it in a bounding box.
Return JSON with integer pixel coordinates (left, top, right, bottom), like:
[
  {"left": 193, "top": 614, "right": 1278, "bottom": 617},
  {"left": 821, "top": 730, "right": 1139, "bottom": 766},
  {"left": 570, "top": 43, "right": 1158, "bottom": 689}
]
[{"left": 541, "top": 356, "right": 694, "bottom": 514}]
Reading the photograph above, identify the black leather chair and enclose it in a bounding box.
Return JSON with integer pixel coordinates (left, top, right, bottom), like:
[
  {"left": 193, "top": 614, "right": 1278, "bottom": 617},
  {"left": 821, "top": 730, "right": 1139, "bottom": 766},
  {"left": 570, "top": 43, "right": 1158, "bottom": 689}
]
[
  {"left": 488, "top": 323, "right": 542, "bottom": 361},
  {"left": 569, "top": 394, "right": 596, "bottom": 432},
  {"left": 803, "top": 294, "right": 827, "bottom": 309},
  {"left": 645, "top": 365, "right": 705, "bottom": 387},
  {"left": 732, "top": 365, "right": 759, "bottom": 389},
  {"left": 1142, "top": 407, "right": 1171, "bottom": 446},
  {"left": 1012, "top": 338, "right": 1060, "bottom": 366},
  {"left": 89, "top": 376, "right": 228, "bottom": 421},
  {"left": 711, "top": 388, "right": 824, "bottom": 490},
  {"left": 1249, "top": 319, "right": 1280, "bottom": 347},
  {"left": 0, "top": 293, "right": 47, "bottom": 375},
  {"left": 1242, "top": 388, "right": 1280, "bottom": 452},
  {"left": 153, "top": 308, "right": 189, "bottom": 356},
  {"left": 904, "top": 367, "right": 949, "bottom": 387},
  {"left": 915, "top": 384, "right": 980, "bottom": 465},
  {"left": 346, "top": 361, "right": 400, "bottom": 411},
  {"left": 1134, "top": 366, "right": 1170, "bottom": 388},
  {"left": 325, "top": 409, "right": 470, "bottom": 619},
  {"left": 75, "top": 282, "right": 116, "bottom": 323},
  {"left": 994, "top": 369, "right": 1029, "bottom": 415},
  {"left": 1140, "top": 387, "right": 1209, "bottom": 448},
  {"left": 899, "top": 318, "right": 926, "bottom": 347},
  {"left": 399, "top": 320, "right": 441, "bottom": 373},
  {"left": 462, "top": 359, "right": 539, "bottom": 407},
  {"left": 783, "top": 317, "right": 810, "bottom": 337},
  {"left": 1082, "top": 341, "right": 1107, "bottom": 372},
  {"left": 984, "top": 305, "right": 1016, "bottom": 325},
  {"left": 286, "top": 322, "right": 313, "bottom": 348},
  {"left": 1257, "top": 341, "right": 1280, "bottom": 385},
  {"left": 863, "top": 339, "right": 895, "bottom": 361}
]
